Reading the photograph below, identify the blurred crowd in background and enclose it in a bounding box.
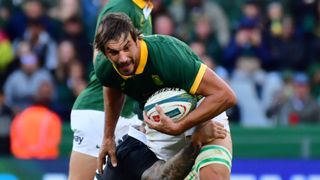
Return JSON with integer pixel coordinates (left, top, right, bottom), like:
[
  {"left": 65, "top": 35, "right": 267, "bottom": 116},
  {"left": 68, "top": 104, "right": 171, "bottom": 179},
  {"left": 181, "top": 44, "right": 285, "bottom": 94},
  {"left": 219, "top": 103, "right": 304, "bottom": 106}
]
[{"left": 1, "top": 0, "right": 320, "bottom": 158}]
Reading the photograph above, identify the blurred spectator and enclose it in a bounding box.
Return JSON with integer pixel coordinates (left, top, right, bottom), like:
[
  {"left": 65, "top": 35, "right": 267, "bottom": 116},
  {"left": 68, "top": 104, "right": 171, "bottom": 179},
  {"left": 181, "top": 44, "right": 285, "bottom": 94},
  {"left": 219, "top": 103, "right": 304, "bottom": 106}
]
[
  {"left": 313, "top": 0, "right": 320, "bottom": 38},
  {"left": 154, "top": 13, "right": 175, "bottom": 36},
  {"left": 189, "top": 40, "right": 206, "bottom": 57},
  {"left": 240, "top": 0, "right": 262, "bottom": 24},
  {"left": 233, "top": 55, "right": 267, "bottom": 100},
  {"left": 55, "top": 40, "right": 78, "bottom": 81},
  {"left": 308, "top": 63, "right": 320, "bottom": 103},
  {"left": 0, "top": 89, "right": 14, "bottom": 156},
  {"left": 15, "top": 40, "right": 32, "bottom": 56},
  {"left": 0, "top": 29, "right": 14, "bottom": 87},
  {"left": 55, "top": 40, "right": 77, "bottom": 76},
  {"left": 223, "top": 18, "right": 270, "bottom": 72},
  {"left": 6, "top": 0, "right": 58, "bottom": 41},
  {"left": 100, "top": 0, "right": 110, "bottom": 8},
  {"left": 34, "top": 80, "right": 55, "bottom": 107},
  {"left": 229, "top": 55, "right": 273, "bottom": 127},
  {"left": 60, "top": 15, "right": 92, "bottom": 66},
  {"left": 188, "top": 15, "right": 222, "bottom": 64},
  {"left": 268, "top": 72, "right": 320, "bottom": 125},
  {"left": 53, "top": 40, "right": 79, "bottom": 120},
  {"left": 48, "top": 0, "right": 81, "bottom": 22},
  {"left": 184, "top": 0, "right": 230, "bottom": 46},
  {"left": 310, "top": 36, "right": 320, "bottom": 65},
  {"left": 289, "top": 0, "right": 317, "bottom": 65},
  {"left": 0, "top": 6, "right": 10, "bottom": 28},
  {"left": 310, "top": 1, "right": 320, "bottom": 65},
  {"left": 189, "top": 41, "right": 228, "bottom": 81},
  {"left": 166, "top": 0, "right": 186, "bottom": 30},
  {"left": 232, "top": 55, "right": 284, "bottom": 115},
  {"left": 267, "top": 71, "right": 295, "bottom": 124},
  {"left": 68, "top": 60, "right": 87, "bottom": 98},
  {"left": 267, "top": 16, "right": 308, "bottom": 71},
  {"left": 230, "top": 0, "right": 263, "bottom": 33},
  {"left": 68, "top": 61, "right": 87, "bottom": 87},
  {"left": 80, "top": 0, "right": 100, "bottom": 41},
  {"left": 4, "top": 53, "right": 54, "bottom": 114},
  {"left": 264, "top": 2, "right": 284, "bottom": 40},
  {"left": 289, "top": 0, "right": 316, "bottom": 40},
  {"left": 10, "top": 80, "right": 62, "bottom": 159},
  {"left": 13, "top": 18, "right": 58, "bottom": 71},
  {"left": 231, "top": 0, "right": 262, "bottom": 32}
]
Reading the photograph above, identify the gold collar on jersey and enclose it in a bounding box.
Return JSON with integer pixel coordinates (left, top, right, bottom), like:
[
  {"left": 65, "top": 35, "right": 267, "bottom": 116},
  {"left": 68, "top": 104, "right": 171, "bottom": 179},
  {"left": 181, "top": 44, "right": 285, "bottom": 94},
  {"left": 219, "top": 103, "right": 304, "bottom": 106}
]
[
  {"left": 132, "top": 0, "right": 153, "bottom": 9},
  {"left": 112, "top": 40, "right": 148, "bottom": 80}
]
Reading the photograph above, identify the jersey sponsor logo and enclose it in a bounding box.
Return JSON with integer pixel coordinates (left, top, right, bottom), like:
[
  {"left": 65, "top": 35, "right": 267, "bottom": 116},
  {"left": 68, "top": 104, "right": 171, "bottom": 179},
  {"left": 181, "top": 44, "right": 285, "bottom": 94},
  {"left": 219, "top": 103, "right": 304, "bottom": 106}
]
[
  {"left": 152, "top": 75, "right": 163, "bottom": 86},
  {"left": 74, "top": 135, "right": 84, "bottom": 145}
]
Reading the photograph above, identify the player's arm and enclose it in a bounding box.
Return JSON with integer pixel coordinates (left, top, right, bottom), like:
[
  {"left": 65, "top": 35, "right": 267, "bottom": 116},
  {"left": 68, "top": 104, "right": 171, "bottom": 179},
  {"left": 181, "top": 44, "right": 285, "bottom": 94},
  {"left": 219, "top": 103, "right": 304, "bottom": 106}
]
[
  {"left": 141, "top": 141, "right": 200, "bottom": 180},
  {"left": 97, "top": 86, "right": 125, "bottom": 173},
  {"left": 103, "top": 86, "right": 125, "bottom": 139},
  {"left": 145, "top": 67, "right": 236, "bottom": 135},
  {"left": 178, "top": 68, "right": 237, "bottom": 132}
]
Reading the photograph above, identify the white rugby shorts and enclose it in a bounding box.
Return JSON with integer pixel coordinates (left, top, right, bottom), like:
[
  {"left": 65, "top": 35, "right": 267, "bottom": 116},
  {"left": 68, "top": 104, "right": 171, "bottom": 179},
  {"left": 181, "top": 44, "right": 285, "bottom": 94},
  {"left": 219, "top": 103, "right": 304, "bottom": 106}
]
[{"left": 71, "top": 110, "right": 142, "bottom": 157}]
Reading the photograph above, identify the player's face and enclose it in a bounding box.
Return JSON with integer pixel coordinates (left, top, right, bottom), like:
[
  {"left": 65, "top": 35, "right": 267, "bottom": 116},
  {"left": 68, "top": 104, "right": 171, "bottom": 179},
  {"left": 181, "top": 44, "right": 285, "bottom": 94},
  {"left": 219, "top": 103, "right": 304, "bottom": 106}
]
[{"left": 104, "top": 33, "right": 140, "bottom": 76}]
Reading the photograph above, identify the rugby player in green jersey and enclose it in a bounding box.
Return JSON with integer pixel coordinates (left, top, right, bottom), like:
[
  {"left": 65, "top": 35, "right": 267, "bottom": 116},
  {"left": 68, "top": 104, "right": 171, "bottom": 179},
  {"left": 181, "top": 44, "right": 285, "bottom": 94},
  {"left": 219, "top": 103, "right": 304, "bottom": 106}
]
[
  {"left": 95, "top": 13, "right": 237, "bottom": 180},
  {"left": 68, "top": 1, "right": 153, "bottom": 180}
]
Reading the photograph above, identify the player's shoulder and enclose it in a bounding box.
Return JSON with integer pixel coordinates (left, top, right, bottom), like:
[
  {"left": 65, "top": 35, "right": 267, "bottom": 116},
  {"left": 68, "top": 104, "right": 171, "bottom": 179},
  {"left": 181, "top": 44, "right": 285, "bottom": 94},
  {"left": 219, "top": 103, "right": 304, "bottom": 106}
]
[
  {"left": 100, "top": 0, "right": 135, "bottom": 14},
  {"left": 94, "top": 52, "right": 113, "bottom": 74},
  {"left": 143, "top": 35, "right": 185, "bottom": 46},
  {"left": 143, "top": 35, "right": 190, "bottom": 56}
]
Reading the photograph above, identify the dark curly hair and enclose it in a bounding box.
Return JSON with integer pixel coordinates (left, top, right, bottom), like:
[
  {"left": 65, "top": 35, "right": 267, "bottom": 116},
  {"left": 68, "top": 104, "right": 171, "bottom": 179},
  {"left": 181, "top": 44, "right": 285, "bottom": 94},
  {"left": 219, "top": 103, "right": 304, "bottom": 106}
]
[{"left": 94, "top": 13, "right": 141, "bottom": 54}]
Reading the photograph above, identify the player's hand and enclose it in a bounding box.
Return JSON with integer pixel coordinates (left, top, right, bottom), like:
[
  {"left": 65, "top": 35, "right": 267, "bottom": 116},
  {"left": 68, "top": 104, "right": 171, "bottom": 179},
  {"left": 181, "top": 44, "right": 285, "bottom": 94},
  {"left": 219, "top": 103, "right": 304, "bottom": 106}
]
[
  {"left": 192, "top": 121, "right": 227, "bottom": 146},
  {"left": 144, "top": 105, "right": 182, "bottom": 135},
  {"left": 97, "top": 137, "right": 117, "bottom": 174}
]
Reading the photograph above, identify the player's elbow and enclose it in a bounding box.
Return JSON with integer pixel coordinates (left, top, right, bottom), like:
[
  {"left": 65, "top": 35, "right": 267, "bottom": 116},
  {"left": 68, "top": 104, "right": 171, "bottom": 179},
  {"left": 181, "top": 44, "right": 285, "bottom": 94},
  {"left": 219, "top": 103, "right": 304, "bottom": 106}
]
[{"left": 223, "top": 88, "right": 237, "bottom": 109}]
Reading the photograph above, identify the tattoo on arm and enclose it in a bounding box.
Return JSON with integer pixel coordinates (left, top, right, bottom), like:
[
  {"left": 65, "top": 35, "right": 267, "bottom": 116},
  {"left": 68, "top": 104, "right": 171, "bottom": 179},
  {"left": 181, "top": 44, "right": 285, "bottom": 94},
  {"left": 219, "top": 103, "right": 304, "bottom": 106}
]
[{"left": 141, "top": 141, "right": 201, "bottom": 180}]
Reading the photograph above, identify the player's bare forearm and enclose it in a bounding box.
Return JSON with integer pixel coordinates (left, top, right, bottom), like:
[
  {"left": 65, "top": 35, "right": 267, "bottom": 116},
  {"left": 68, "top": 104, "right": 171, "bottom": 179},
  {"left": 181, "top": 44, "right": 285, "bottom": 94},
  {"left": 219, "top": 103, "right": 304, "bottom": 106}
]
[
  {"left": 141, "top": 141, "right": 200, "bottom": 180},
  {"left": 103, "top": 87, "right": 125, "bottom": 138},
  {"left": 176, "top": 68, "right": 237, "bottom": 134}
]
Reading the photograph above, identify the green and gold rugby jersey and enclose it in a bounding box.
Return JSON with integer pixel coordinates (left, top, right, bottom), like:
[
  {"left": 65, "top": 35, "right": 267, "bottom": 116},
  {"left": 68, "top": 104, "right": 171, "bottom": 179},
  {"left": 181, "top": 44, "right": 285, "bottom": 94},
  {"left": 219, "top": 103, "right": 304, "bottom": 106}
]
[
  {"left": 95, "top": 35, "right": 207, "bottom": 109},
  {"left": 72, "top": 0, "right": 153, "bottom": 115},
  {"left": 95, "top": 0, "right": 152, "bottom": 36}
]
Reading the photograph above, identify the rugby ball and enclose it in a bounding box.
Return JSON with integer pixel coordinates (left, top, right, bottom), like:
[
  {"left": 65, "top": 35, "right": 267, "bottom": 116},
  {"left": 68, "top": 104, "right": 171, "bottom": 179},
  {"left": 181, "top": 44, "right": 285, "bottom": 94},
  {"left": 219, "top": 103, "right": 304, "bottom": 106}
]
[{"left": 144, "top": 88, "right": 197, "bottom": 122}]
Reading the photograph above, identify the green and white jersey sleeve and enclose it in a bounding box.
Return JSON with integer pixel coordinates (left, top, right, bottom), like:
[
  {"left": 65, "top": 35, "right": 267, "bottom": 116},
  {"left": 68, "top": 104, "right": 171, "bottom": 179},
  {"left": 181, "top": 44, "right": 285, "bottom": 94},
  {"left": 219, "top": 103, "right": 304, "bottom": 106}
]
[{"left": 96, "top": 0, "right": 152, "bottom": 36}]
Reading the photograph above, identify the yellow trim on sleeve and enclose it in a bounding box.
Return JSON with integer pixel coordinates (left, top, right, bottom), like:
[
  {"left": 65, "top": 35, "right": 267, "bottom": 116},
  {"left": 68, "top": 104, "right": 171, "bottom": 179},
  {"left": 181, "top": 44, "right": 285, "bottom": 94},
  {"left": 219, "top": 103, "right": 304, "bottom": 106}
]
[{"left": 189, "top": 64, "right": 207, "bottom": 94}]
